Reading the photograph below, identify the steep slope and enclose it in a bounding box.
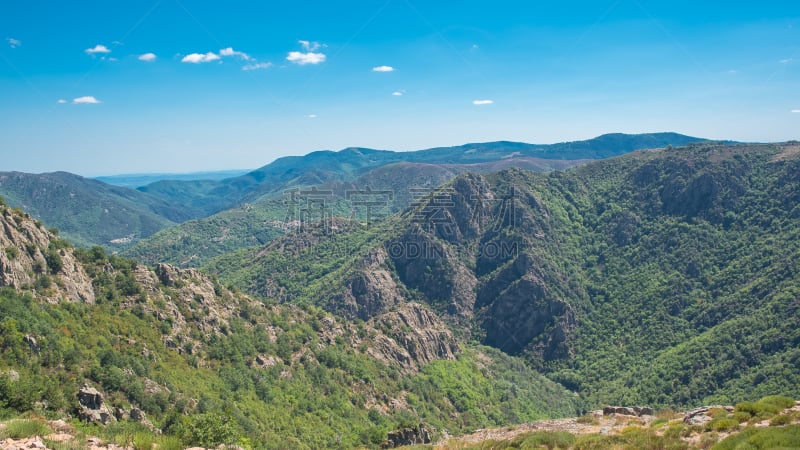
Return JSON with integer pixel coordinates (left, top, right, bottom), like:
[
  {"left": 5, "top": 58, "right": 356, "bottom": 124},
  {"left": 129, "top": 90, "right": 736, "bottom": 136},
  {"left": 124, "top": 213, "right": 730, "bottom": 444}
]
[
  {"left": 0, "top": 198, "right": 578, "bottom": 448},
  {"left": 0, "top": 172, "right": 187, "bottom": 248},
  {"left": 209, "top": 141, "right": 800, "bottom": 409}
]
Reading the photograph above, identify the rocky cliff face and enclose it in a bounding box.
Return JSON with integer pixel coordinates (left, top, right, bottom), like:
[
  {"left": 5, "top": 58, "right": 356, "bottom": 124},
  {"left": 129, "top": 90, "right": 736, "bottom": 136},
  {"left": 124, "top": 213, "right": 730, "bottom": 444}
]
[
  {"left": 367, "top": 302, "right": 459, "bottom": 374},
  {"left": 0, "top": 205, "right": 94, "bottom": 303},
  {"left": 328, "top": 248, "right": 406, "bottom": 320}
]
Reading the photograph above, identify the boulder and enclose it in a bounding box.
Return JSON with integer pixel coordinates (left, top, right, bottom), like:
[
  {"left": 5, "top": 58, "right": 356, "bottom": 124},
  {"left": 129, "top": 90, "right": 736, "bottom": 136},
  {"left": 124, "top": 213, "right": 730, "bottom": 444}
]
[
  {"left": 76, "top": 384, "right": 116, "bottom": 425},
  {"left": 382, "top": 424, "right": 432, "bottom": 448}
]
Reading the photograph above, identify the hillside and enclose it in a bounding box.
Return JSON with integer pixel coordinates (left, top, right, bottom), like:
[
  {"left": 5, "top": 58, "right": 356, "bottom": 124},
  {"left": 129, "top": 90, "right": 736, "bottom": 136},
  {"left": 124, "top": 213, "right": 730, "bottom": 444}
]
[
  {"left": 0, "top": 172, "right": 190, "bottom": 249},
  {"left": 208, "top": 141, "right": 800, "bottom": 409},
  {"left": 0, "top": 199, "right": 578, "bottom": 448},
  {"left": 125, "top": 157, "right": 589, "bottom": 267}
]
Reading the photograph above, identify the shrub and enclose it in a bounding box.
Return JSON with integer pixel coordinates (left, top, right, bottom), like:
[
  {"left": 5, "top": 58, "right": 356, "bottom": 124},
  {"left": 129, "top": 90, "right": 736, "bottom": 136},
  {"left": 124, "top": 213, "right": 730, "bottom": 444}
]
[
  {"left": 710, "top": 418, "right": 738, "bottom": 432},
  {"left": 4, "top": 246, "right": 19, "bottom": 260},
  {"left": 770, "top": 413, "right": 796, "bottom": 426},
  {"left": 175, "top": 412, "right": 240, "bottom": 447},
  {"left": 45, "top": 248, "right": 64, "bottom": 274}
]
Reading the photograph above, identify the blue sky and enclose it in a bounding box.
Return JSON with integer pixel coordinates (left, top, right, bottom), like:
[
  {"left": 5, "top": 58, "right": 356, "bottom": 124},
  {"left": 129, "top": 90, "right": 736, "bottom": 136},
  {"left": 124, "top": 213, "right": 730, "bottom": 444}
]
[{"left": 1, "top": 0, "right": 798, "bottom": 175}]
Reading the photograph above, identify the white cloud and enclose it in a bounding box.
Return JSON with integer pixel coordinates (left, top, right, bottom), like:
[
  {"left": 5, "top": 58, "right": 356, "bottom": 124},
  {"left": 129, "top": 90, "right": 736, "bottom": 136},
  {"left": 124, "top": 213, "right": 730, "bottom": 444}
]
[
  {"left": 85, "top": 44, "right": 111, "bottom": 55},
  {"left": 299, "top": 40, "right": 322, "bottom": 52},
  {"left": 7, "top": 38, "right": 21, "bottom": 48},
  {"left": 372, "top": 65, "right": 395, "bottom": 72},
  {"left": 72, "top": 96, "right": 101, "bottom": 104},
  {"left": 242, "top": 62, "right": 273, "bottom": 71},
  {"left": 287, "top": 51, "right": 326, "bottom": 65},
  {"left": 472, "top": 99, "right": 494, "bottom": 105},
  {"left": 220, "top": 47, "right": 251, "bottom": 60},
  {"left": 306, "top": 114, "right": 318, "bottom": 118},
  {"left": 181, "top": 52, "right": 220, "bottom": 63},
  {"left": 392, "top": 91, "right": 404, "bottom": 96},
  {"left": 792, "top": 109, "right": 800, "bottom": 113},
  {"left": 138, "top": 52, "right": 157, "bottom": 62},
  {"left": 780, "top": 59, "right": 793, "bottom": 64},
  {"left": 57, "top": 99, "right": 67, "bottom": 104}
]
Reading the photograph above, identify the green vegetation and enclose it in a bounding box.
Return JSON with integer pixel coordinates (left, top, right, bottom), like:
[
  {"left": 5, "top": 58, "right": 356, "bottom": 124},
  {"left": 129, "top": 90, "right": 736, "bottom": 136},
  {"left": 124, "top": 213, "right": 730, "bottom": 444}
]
[
  {"left": 0, "top": 230, "right": 577, "bottom": 448},
  {"left": 209, "top": 142, "right": 800, "bottom": 410},
  {"left": 712, "top": 424, "right": 800, "bottom": 449},
  {"left": 0, "top": 418, "right": 52, "bottom": 439}
]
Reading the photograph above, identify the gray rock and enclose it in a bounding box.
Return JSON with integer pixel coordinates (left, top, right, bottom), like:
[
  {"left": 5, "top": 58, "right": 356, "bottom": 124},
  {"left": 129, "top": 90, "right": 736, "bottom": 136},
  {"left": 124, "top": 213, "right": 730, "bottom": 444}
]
[{"left": 382, "top": 424, "right": 432, "bottom": 448}]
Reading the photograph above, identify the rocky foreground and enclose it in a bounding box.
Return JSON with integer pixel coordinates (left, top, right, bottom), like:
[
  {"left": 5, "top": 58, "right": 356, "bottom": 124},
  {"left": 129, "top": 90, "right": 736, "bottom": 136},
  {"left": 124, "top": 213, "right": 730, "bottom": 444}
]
[
  {"left": 432, "top": 400, "right": 800, "bottom": 449},
  {"left": 4, "top": 401, "right": 796, "bottom": 449}
]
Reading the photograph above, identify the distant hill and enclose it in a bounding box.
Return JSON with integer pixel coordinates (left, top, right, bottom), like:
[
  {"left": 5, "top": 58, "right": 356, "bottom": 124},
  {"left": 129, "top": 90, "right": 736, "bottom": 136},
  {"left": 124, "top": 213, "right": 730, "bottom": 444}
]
[
  {"left": 127, "top": 132, "right": 706, "bottom": 264},
  {"left": 138, "top": 132, "right": 706, "bottom": 218},
  {"left": 95, "top": 169, "right": 251, "bottom": 188},
  {"left": 2, "top": 133, "right": 707, "bottom": 250},
  {"left": 0, "top": 171, "right": 190, "bottom": 248}
]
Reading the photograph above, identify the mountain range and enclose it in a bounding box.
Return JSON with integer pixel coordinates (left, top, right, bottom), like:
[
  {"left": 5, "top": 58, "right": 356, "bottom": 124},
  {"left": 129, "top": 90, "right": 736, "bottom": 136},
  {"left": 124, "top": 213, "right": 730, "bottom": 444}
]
[
  {"left": 2, "top": 135, "right": 799, "bottom": 449},
  {"left": 0, "top": 133, "right": 704, "bottom": 255}
]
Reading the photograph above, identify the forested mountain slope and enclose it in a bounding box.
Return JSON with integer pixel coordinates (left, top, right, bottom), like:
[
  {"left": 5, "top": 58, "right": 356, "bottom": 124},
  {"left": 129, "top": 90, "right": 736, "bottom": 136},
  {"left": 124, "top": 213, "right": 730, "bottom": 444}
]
[
  {"left": 209, "top": 141, "right": 800, "bottom": 409},
  {"left": 0, "top": 198, "right": 577, "bottom": 448}
]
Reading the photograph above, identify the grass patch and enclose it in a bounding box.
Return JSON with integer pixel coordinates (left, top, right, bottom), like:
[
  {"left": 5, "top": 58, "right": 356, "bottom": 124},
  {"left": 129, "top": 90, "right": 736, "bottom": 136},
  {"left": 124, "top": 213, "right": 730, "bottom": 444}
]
[
  {"left": 0, "top": 418, "right": 52, "bottom": 439},
  {"left": 712, "top": 424, "right": 800, "bottom": 449}
]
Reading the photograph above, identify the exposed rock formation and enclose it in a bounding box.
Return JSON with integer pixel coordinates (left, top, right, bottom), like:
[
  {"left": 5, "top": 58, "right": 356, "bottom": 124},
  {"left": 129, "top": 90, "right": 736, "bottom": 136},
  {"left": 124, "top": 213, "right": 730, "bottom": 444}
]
[
  {"left": 367, "top": 302, "right": 459, "bottom": 374},
  {"left": 382, "top": 423, "right": 432, "bottom": 448},
  {"left": 683, "top": 405, "right": 734, "bottom": 426},
  {"left": 328, "top": 248, "right": 406, "bottom": 320},
  {"left": 602, "top": 406, "right": 654, "bottom": 416},
  {"left": 0, "top": 206, "right": 94, "bottom": 303},
  {"left": 76, "top": 384, "right": 116, "bottom": 425}
]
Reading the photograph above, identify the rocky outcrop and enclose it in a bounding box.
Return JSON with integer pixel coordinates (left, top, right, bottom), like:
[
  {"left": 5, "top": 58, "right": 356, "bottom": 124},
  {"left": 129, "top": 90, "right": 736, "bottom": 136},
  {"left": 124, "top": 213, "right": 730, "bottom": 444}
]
[
  {"left": 367, "top": 303, "right": 459, "bottom": 374},
  {"left": 382, "top": 423, "right": 432, "bottom": 448},
  {"left": 683, "top": 405, "right": 734, "bottom": 426},
  {"left": 76, "top": 385, "right": 116, "bottom": 425},
  {"left": 328, "top": 248, "right": 406, "bottom": 320},
  {"left": 481, "top": 273, "right": 575, "bottom": 359},
  {"left": 602, "top": 406, "right": 654, "bottom": 416},
  {"left": 0, "top": 206, "right": 94, "bottom": 303}
]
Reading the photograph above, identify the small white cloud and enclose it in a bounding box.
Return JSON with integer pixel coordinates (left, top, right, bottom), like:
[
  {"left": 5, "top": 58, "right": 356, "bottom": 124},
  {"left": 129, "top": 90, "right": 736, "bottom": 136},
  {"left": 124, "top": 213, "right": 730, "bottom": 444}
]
[
  {"left": 57, "top": 99, "right": 67, "bottom": 104},
  {"left": 73, "top": 96, "right": 101, "bottom": 104},
  {"left": 287, "top": 51, "right": 326, "bottom": 65},
  {"left": 471, "top": 44, "right": 479, "bottom": 51},
  {"left": 780, "top": 59, "right": 793, "bottom": 64},
  {"left": 792, "top": 109, "right": 800, "bottom": 113},
  {"left": 242, "top": 62, "right": 273, "bottom": 71},
  {"left": 85, "top": 44, "right": 111, "bottom": 55},
  {"left": 372, "top": 65, "right": 395, "bottom": 72},
  {"left": 299, "top": 40, "right": 322, "bottom": 52},
  {"left": 306, "top": 114, "right": 318, "bottom": 118},
  {"left": 728, "top": 69, "right": 738, "bottom": 74},
  {"left": 220, "top": 47, "right": 251, "bottom": 60},
  {"left": 138, "top": 52, "right": 157, "bottom": 62},
  {"left": 392, "top": 91, "right": 404, "bottom": 96},
  {"left": 472, "top": 99, "right": 494, "bottom": 105},
  {"left": 7, "top": 38, "right": 21, "bottom": 48},
  {"left": 181, "top": 52, "right": 220, "bottom": 63}
]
